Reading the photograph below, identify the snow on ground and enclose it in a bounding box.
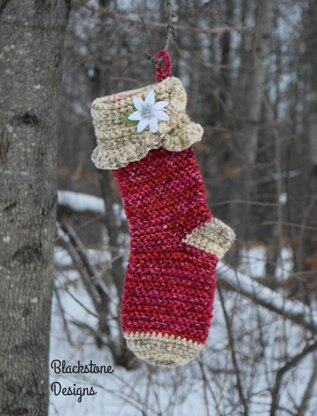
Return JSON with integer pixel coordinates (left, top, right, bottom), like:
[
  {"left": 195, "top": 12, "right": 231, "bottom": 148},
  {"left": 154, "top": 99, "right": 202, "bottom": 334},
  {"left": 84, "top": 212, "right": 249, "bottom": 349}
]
[
  {"left": 219, "top": 261, "right": 317, "bottom": 331},
  {"left": 239, "top": 245, "right": 293, "bottom": 280},
  {"left": 275, "top": 247, "right": 294, "bottom": 279},
  {"left": 49, "top": 247, "right": 317, "bottom": 416},
  {"left": 239, "top": 245, "right": 267, "bottom": 278},
  {"left": 58, "top": 190, "right": 105, "bottom": 215},
  {"left": 57, "top": 191, "right": 126, "bottom": 222}
]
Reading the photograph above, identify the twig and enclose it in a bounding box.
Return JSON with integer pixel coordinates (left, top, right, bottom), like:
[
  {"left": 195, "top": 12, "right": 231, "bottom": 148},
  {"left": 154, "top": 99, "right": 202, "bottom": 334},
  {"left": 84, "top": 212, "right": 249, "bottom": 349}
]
[
  {"left": 270, "top": 340, "right": 317, "bottom": 416},
  {"left": 297, "top": 362, "right": 317, "bottom": 415},
  {"left": 145, "top": 53, "right": 164, "bottom": 65},
  {"left": 261, "top": 221, "right": 317, "bottom": 232},
  {"left": 214, "top": 199, "right": 279, "bottom": 207},
  {"left": 56, "top": 221, "right": 132, "bottom": 365},
  {"left": 53, "top": 283, "right": 74, "bottom": 346},
  {"left": 218, "top": 262, "right": 317, "bottom": 334},
  {"left": 218, "top": 285, "right": 249, "bottom": 415},
  {"left": 61, "top": 284, "right": 100, "bottom": 319},
  {"left": 198, "top": 360, "right": 215, "bottom": 416},
  {"left": 60, "top": 220, "right": 111, "bottom": 300},
  {"left": 57, "top": 225, "right": 105, "bottom": 314},
  {"left": 164, "top": 0, "right": 176, "bottom": 50}
]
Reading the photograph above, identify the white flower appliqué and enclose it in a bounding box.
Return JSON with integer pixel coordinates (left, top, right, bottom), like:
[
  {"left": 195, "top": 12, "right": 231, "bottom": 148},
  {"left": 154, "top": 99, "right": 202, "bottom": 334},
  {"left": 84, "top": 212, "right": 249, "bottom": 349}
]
[{"left": 128, "top": 89, "right": 169, "bottom": 134}]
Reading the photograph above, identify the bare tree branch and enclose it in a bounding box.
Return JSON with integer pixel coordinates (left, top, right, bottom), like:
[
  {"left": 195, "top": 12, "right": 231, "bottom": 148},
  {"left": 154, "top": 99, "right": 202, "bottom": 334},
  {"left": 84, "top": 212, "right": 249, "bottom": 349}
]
[
  {"left": 218, "top": 262, "right": 317, "bottom": 334},
  {"left": 79, "top": 1, "right": 254, "bottom": 35},
  {"left": 218, "top": 285, "right": 249, "bottom": 415},
  {"left": 59, "top": 220, "right": 111, "bottom": 301},
  {"left": 297, "top": 362, "right": 317, "bottom": 416},
  {"left": 164, "top": 0, "right": 176, "bottom": 50},
  {"left": 53, "top": 283, "right": 74, "bottom": 347},
  {"left": 270, "top": 340, "right": 317, "bottom": 416}
]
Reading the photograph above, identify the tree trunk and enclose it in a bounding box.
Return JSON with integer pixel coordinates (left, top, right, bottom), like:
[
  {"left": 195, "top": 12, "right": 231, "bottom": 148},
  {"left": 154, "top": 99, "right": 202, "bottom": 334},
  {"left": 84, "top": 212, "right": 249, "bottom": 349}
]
[
  {"left": 0, "top": 1, "right": 69, "bottom": 415},
  {"left": 230, "top": 0, "right": 272, "bottom": 240},
  {"left": 301, "top": 0, "right": 317, "bottom": 274},
  {"left": 242, "top": 0, "right": 272, "bottom": 167},
  {"left": 307, "top": 0, "right": 317, "bottom": 173},
  {"left": 86, "top": 0, "right": 138, "bottom": 369}
]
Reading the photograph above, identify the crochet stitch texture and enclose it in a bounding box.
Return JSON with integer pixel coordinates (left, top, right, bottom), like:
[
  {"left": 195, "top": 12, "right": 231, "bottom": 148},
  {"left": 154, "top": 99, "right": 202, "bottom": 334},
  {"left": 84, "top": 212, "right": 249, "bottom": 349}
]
[
  {"left": 91, "top": 77, "right": 203, "bottom": 169},
  {"left": 91, "top": 77, "right": 235, "bottom": 367}
]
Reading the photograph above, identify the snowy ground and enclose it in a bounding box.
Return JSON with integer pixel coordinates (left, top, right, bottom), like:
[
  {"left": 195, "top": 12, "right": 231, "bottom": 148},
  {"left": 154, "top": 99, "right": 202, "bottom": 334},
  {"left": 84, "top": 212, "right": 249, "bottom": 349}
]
[{"left": 49, "top": 245, "right": 317, "bottom": 416}]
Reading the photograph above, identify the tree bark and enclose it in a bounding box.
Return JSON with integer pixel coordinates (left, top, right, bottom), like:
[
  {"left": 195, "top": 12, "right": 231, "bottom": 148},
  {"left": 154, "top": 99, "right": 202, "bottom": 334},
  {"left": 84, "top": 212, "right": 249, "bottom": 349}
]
[
  {"left": 0, "top": 1, "right": 69, "bottom": 415},
  {"left": 307, "top": 0, "right": 317, "bottom": 173},
  {"left": 241, "top": 0, "right": 272, "bottom": 167},
  {"left": 303, "top": 0, "right": 317, "bottom": 274},
  {"left": 230, "top": 0, "right": 273, "bottom": 240},
  {"left": 85, "top": 0, "right": 138, "bottom": 369}
]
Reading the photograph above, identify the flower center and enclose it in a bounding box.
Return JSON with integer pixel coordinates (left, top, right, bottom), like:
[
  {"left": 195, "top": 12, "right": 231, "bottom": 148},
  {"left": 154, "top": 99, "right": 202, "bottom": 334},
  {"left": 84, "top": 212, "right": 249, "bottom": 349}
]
[{"left": 141, "top": 104, "right": 153, "bottom": 120}]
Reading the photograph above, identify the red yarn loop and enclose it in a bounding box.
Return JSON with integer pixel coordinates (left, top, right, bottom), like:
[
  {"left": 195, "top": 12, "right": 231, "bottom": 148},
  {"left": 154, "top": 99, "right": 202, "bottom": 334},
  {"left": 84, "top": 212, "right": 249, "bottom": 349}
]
[{"left": 154, "top": 50, "right": 172, "bottom": 83}]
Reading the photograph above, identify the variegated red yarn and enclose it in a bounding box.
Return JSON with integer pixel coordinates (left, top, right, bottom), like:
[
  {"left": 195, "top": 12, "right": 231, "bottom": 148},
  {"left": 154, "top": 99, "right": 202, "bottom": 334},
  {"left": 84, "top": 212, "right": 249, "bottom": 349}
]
[{"left": 113, "top": 147, "right": 218, "bottom": 344}]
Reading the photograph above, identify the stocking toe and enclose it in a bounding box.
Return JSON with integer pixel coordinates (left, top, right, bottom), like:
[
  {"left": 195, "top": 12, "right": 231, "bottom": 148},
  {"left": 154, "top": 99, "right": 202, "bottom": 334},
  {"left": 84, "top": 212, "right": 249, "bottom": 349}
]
[{"left": 124, "top": 332, "right": 203, "bottom": 367}]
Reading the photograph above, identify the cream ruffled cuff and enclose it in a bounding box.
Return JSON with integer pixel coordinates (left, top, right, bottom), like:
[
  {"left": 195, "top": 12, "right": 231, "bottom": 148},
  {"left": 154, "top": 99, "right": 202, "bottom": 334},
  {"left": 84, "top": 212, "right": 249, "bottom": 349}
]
[{"left": 91, "top": 77, "right": 204, "bottom": 170}]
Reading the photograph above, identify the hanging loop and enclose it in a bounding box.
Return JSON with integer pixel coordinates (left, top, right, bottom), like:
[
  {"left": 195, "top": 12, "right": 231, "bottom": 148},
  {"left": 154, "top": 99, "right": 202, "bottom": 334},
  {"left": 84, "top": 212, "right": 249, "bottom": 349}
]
[{"left": 154, "top": 50, "right": 172, "bottom": 82}]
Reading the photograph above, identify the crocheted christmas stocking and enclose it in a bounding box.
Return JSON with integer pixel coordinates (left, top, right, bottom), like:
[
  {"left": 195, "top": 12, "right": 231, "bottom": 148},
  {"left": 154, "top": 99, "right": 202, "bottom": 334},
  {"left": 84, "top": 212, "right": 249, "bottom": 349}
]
[{"left": 91, "top": 77, "right": 235, "bottom": 367}]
